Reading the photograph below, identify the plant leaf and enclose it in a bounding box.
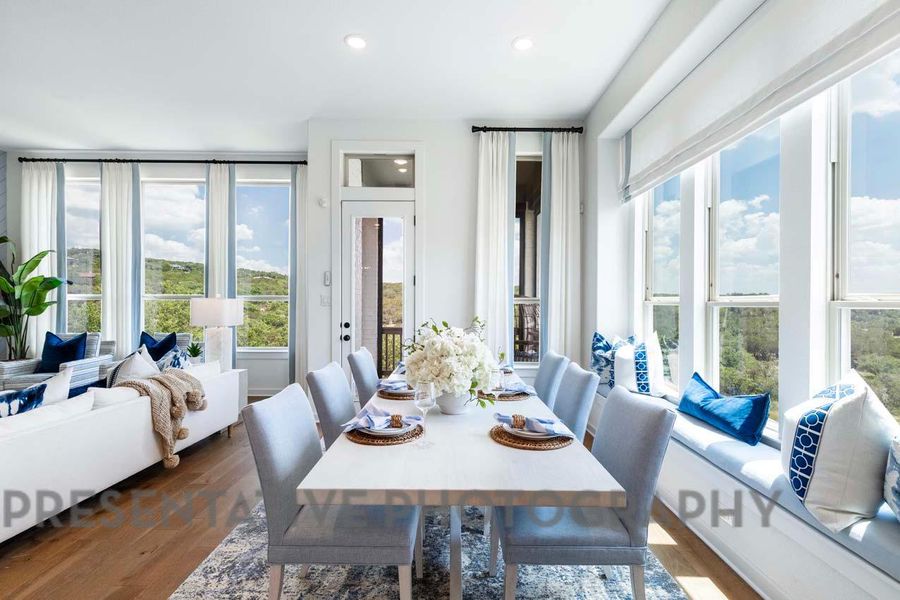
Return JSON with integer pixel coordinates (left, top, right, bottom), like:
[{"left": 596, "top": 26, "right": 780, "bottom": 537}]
[{"left": 13, "top": 250, "right": 53, "bottom": 284}]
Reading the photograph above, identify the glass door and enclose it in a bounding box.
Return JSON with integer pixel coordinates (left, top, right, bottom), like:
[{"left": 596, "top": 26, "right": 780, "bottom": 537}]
[{"left": 340, "top": 202, "right": 415, "bottom": 376}]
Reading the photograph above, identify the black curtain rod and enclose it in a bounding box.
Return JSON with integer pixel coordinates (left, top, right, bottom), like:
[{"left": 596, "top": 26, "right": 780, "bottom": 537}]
[
  {"left": 471, "top": 126, "right": 583, "bottom": 134},
  {"left": 18, "top": 157, "right": 307, "bottom": 165}
]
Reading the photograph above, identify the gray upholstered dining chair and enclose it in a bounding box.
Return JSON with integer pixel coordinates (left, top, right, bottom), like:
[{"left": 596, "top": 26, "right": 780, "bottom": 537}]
[
  {"left": 490, "top": 386, "right": 676, "bottom": 600},
  {"left": 533, "top": 350, "right": 570, "bottom": 410},
  {"left": 348, "top": 347, "right": 379, "bottom": 408},
  {"left": 243, "top": 384, "right": 423, "bottom": 600},
  {"left": 551, "top": 362, "right": 600, "bottom": 442},
  {"left": 306, "top": 362, "right": 357, "bottom": 450}
]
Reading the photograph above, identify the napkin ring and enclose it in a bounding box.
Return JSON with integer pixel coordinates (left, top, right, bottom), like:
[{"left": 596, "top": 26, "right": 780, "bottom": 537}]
[
  {"left": 511, "top": 414, "right": 526, "bottom": 429},
  {"left": 390, "top": 414, "right": 404, "bottom": 428}
]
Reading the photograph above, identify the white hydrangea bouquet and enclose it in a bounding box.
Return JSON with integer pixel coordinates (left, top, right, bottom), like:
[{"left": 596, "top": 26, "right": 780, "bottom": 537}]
[{"left": 403, "top": 317, "right": 497, "bottom": 413}]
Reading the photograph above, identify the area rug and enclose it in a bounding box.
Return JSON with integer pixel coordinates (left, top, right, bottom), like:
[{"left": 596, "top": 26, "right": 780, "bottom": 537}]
[{"left": 171, "top": 503, "right": 686, "bottom": 599}]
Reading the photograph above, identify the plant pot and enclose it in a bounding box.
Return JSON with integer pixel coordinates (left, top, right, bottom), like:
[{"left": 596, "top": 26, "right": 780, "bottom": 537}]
[{"left": 436, "top": 392, "right": 470, "bottom": 415}]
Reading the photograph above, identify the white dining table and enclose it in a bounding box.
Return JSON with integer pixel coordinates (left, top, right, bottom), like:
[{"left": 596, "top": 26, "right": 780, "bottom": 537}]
[{"left": 296, "top": 379, "right": 626, "bottom": 599}]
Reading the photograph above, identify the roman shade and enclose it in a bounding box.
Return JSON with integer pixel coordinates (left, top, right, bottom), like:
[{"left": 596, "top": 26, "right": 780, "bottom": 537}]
[{"left": 621, "top": 0, "right": 900, "bottom": 199}]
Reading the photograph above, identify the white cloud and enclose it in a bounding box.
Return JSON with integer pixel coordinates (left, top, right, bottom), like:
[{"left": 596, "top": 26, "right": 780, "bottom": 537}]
[
  {"left": 235, "top": 223, "right": 254, "bottom": 241},
  {"left": 717, "top": 198, "right": 780, "bottom": 295},
  {"left": 239, "top": 245, "right": 261, "bottom": 253},
  {"left": 651, "top": 199, "right": 680, "bottom": 295},
  {"left": 236, "top": 255, "right": 287, "bottom": 275},
  {"left": 849, "top": 196, "right": 900, "bottom": 293},
  {"left": 144, "top": 233, "right": 204, "bottom": 262},
  {"left": 142, "top": 183, "right": 206, "bottom": 235},
  {"left": 749, "top": 194, "right": 770, "bottom": 209},
  {"left": 382, "top": 238, "right": 405, "bottom": 283},
  {"left": 851, "top": 52, "right": 900, "bottom": 117}
]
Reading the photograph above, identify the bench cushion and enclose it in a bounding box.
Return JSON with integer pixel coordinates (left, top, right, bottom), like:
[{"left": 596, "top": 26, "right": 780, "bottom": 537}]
[{"left": 632, "top": 390, "right": 900, "bottom": 582}]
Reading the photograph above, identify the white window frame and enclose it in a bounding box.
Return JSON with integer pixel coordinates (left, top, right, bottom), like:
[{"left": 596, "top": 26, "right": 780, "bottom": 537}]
[
  {"left": 829, "top": 80, "right": 900, "bottom": 381},
  {"left": 140, "top": 178, "right": 207, "bottom": 334},
  {"left": 706, "top": 151, "right": 780, "bottom": 408},
  {"left": 235, "top": 179, "right": 291, "bottom": 352},
  {"left": 64, "top": 176, "right": 102, "bottom": 331},
  {"left": 643, "top": 179, "right": 680, "bottom": 388}
]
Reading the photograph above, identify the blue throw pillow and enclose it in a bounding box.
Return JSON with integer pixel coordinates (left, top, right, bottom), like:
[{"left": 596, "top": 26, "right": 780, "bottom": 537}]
[
  {"left": 37, "top": 332, "right": 87, "bottom": 373},
  {"left": 140, "top": 331, "right": 177, "bottom": 361},
  {"left": 0, "top": 384, "right": 47, "bottom": 418},
  {"left": 678, "top": 372, "right": 771, "bottom": 446}
]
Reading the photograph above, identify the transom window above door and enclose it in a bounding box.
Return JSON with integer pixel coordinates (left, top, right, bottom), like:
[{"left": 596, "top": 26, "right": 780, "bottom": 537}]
[{"left": 344, "top": 154, "right": 415, "bottom": 187}]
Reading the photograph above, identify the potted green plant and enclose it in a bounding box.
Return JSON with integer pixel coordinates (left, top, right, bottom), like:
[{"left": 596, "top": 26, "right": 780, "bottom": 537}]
[
  {"left": 0, "top": 237, "right": 66, "bottom": 360},
  {"left": 186, "top": 342, "right": 203, "bottom": 362}
]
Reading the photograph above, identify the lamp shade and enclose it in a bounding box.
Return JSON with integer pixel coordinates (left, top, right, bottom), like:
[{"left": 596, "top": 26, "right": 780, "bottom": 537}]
[{"left": 190, "top": 297, "right": 244, "bottom": 327}]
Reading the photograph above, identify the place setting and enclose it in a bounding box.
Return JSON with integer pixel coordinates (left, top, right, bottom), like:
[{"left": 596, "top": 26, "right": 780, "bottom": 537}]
[
  {"left": 477, "top": 368, "right": 537, "bottom": 402},
  {"left": 489, "top": 412, "right": 576, "bottom": 451},
  {"left": 341, "top": 404, "right": 424, "bottom": 446}
]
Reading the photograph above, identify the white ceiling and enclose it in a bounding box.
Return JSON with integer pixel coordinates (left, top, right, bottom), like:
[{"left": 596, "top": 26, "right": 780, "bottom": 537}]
[{"left": 0, "top": 0, "right": 669, "bottom": 152}]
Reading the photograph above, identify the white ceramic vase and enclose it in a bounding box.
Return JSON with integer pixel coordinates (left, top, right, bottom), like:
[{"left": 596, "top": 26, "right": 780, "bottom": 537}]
[{"left": 436, "top": 392, "right": 470, "bottom": 415}]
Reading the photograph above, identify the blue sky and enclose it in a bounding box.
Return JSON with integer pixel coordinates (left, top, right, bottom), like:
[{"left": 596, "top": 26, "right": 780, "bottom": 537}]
[
  {"left": 381, "top": 217, "right": 404, "bottom": 283},
  {"left": 236, "top": 184, "right": 290, "bottom": 275}
]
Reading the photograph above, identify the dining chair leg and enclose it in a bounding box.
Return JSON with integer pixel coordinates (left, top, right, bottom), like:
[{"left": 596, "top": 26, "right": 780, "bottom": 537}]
[
  {"left": 268, "top": 563, "right": 284, "bottom": 600},
  {"left": 630, "top": 564, "right": 646, "bottom": 600},
  {"left": 503, "top": 563, "right": 517, "bottom": 600},
  {"left": 415, "top": 510, "right": 424, "bottom": 579},
  {"left": 299, "top": 564, "right": 310, "bottom": 578},
  {"left": 398, "top": 564, "right": 413, "bottom": 600},
  {"left": 488, "top": 520, "right": 499, "bottom": 576},
  {"left": 449, "top": 506, "right": 463, "bottom": 600},
  {"left": 483, "top": 505, "right": 492, "bottom": 538}
]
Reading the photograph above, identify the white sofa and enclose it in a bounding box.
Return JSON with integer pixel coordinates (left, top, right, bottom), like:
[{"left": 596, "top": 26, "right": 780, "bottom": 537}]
[{"left": 0, "top": 369, "right": 242, "bottom": 544}]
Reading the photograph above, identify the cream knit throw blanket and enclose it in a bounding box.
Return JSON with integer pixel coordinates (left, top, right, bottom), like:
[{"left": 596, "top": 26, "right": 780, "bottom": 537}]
[{"left": 116, "top": 369, "right": 207, "bottom": 469}]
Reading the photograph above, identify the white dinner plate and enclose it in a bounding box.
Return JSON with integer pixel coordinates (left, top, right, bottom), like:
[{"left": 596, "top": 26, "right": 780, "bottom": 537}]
[
  {"left": 501, "top": 424, "right": 557, "bottom": 439},
  {"left": 362, "top": 423, "right": 416, "bottom": 437}
]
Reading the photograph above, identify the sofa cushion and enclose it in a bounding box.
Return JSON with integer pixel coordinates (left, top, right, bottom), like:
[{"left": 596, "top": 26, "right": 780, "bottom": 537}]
[
  {"left": 678, "top": 372, "right": 770, "bottom": 446},
  {"left": 106, "top": 351, "right": 160, "bottom": 387},
  {"left": 630, "top": 389, "right": 900, "bottom": 582},
  {"left": 185, "top": 360, "right": 221, "bottom": 381},
  {"left": 140, "top": 331, "right": 177, "bottom": 361},
  {"left": 0, "top": 385, "right": 46, "bottom": 418},
  {"left": 782, "top": 371, "right": 898, "bottom": 532},
  {"left": 41, "top": 366, "right": 74, "bottom": 405},
  {"left": 89, "top": 386, "right": 142, "bottom": 408},
  {"left": 37, "top": 332, "right": 87, "bottom": 373},
  {"left": 0, "top": 392, "right": 93, "bottom": 437}
]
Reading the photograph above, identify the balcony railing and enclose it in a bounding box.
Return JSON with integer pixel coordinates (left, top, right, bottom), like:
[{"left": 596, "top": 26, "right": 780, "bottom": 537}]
[
  {"left": 379, "top": 326, "right": 404, "bottom": 376},
  {"left": 514, "top": 297, "right": 541, "bottom": 363}
]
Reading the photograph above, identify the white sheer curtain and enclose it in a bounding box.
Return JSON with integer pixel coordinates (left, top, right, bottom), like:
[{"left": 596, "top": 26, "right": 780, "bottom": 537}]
[
  {"left": 207, "top": 164, "right": 229, "bottom": 298},
  {"left": 547, "top": 132, "right": 582, "bottom": 361},
  {"left": 100, "top": 163, "right": 135, "bottom": 357},
  {"left": 475, "top": 132, "right": 512, "bottom": 357},
  {"left": 20, "top": 162, "right": 58, "bottom": 356}
]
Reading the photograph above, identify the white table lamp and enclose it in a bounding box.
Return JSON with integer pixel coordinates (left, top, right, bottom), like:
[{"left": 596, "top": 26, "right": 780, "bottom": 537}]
[{"left": 190, "top": 297, "right": 244, "bottom": 371}]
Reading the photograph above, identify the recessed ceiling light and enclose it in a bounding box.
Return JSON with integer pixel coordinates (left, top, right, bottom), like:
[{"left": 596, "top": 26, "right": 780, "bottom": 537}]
[
  {"left": 512, "top": 36, "right": 533, "bottom": 51},
  {"left": 393, "top": 159, "right": 408, "bottom": 165},
  {"left": 344, "top": 34, "right": 367, "bottom": 49},
  {"left": 398, "top": 168, "right": 408, "bottom": 173}
]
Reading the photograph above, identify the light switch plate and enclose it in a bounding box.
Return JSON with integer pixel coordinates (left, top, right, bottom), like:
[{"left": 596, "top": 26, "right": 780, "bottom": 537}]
[{"left": 320, "top": 294, "right": 331, "bottom": 307}]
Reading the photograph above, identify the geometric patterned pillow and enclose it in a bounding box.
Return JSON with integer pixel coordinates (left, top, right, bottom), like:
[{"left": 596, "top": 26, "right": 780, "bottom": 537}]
[
  {"left": 782, "top": 370, "right": 898, "bottom": 532},
  {"left": 612, "top": 332, "right": 667, "bottom": 397},
  {"left": 885, "top": 435, "right": 900, "bottom": 524},
  {"left": 590, "top": 331, "right": 632, "bottom": 392}
]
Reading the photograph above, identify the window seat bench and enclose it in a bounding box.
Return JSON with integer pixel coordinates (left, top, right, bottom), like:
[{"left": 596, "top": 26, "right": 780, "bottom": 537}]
[{"left": 593, "top": 386, "right": 900, "bottom": 599}]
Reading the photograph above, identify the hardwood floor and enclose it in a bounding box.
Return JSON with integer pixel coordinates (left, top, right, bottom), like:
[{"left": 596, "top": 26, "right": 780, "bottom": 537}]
[{"left": 0, "top": 425, "right": 759, "bottom": 600}]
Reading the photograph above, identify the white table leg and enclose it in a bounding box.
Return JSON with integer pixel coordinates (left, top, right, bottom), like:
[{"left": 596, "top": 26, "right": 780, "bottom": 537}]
[{"left": 450, "top": 505, "right": 462, "bottom": 600}]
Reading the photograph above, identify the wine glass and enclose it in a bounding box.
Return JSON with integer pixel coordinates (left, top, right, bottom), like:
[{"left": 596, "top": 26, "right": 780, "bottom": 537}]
[
  {"left": 413, "top": 381, "right": 435, "bottom": 445},
  {"left": 489, "top": 367, "right": 503, "bottom": 404}
]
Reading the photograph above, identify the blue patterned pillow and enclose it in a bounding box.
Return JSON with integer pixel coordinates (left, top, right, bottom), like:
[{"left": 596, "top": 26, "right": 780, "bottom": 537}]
[
  {"left": 886, "top": 436, "right": 900, "bottom": 524},
  {"left": 590, "top": 332, "right": 632, "bottom": 391},
  {"left": 0, "top": 384, "right": 47, "bottom": 418},
  {"left": 159, "top": 347, "right": 192, "bottom": 370}
]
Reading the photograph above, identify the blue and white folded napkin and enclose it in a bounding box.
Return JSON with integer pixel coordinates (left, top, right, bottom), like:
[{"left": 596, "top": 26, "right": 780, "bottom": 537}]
[
  {"left": 343, "top": 406, "right": 423, "bottom": 432},
  {"left": 395, "top": 361, "right": 406, "bottom": 375},
  {"left": 494, "top": 413, "right": 574, "bottom": 439},
  {"left": 378, "top": 379, "right": 411, "bottom": 392},
  {"left": 499, "top": 381, "right": 537, "bottom": 396}
]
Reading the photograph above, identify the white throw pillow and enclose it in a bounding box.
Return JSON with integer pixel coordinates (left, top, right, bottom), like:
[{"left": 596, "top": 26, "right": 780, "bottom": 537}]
[
  {"left": 39, "top": 366, "right": 74, "bottom": 405},
  {"left": 613, "top": 332, "right": 667, "bottom": 397},
  {"left": 886, "top": 435, "right": 900, "bottom": 524},
  {"left": 782, "top": 370, "right": 899, "bottom": 532},
  {"left": 89, "top": 386, "right": 142, "bottom": 408},
  {"left": 138, "top": 345, "right": 160, "bottom": 370},
  {"left": 184, "top": 360, "right": 221, "bottom": 381},
  {"left": 107, "top": 351, "right": 159, "bottom": 387}
]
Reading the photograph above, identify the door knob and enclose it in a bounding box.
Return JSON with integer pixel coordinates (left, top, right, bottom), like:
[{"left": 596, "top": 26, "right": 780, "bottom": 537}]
[
  {"left": 342, "top": 334, "right": 351, "bottom": 342},
  {"left": 343, "top": 322, "right": 351, "bottom": 328}
]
